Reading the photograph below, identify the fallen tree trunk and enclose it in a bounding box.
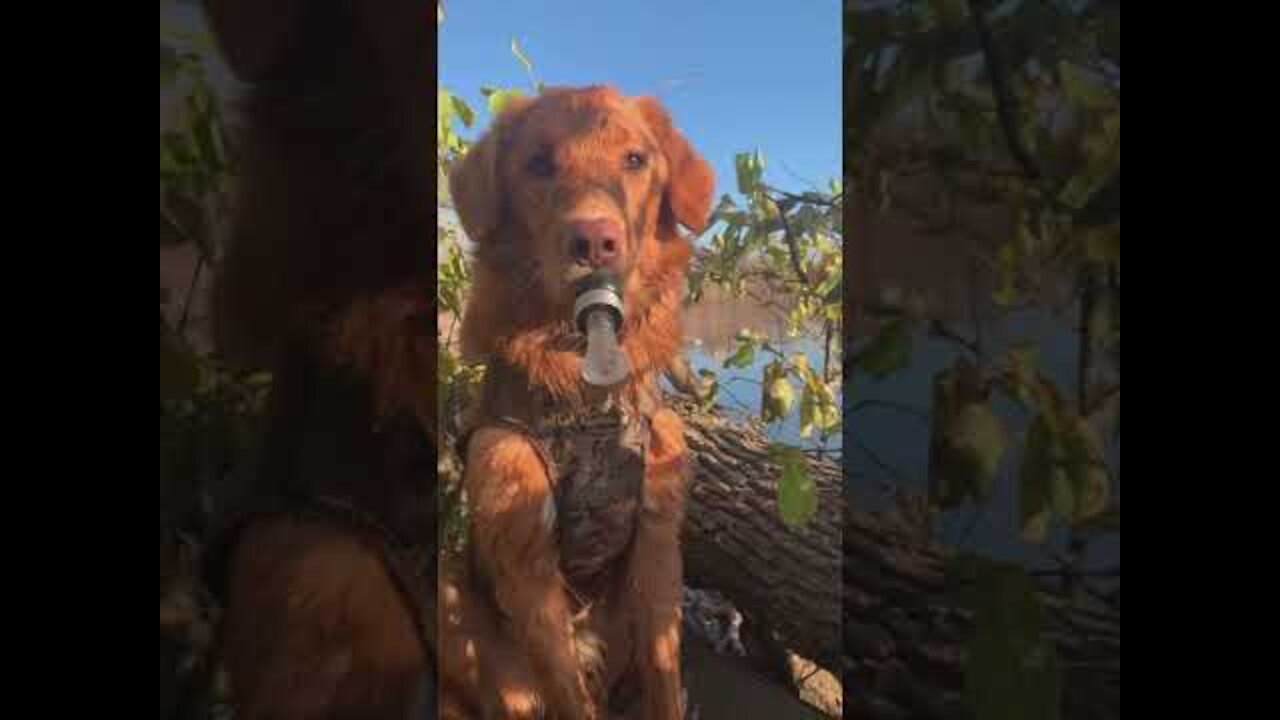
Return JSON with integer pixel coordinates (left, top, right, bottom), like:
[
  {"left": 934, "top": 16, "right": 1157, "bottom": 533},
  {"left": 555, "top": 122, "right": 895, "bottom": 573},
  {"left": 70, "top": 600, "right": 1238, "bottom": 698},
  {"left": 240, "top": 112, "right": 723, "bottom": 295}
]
[
  {"left": 670, "top": 399, "right": 1120, "bottom": 720},
  {"left": 676, "top": 399, "right": 843, "bottom": 670}
]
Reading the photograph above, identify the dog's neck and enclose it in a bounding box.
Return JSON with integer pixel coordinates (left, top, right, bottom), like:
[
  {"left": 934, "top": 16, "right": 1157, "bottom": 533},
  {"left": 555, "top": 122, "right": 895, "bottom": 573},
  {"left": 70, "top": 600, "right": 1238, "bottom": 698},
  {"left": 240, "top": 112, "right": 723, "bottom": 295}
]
[
  {"left": 483, "top": 309, "right": 674, "bottom": 406},
  {"left": 461, "top": 231, "right": 689, "bottom": 405}
]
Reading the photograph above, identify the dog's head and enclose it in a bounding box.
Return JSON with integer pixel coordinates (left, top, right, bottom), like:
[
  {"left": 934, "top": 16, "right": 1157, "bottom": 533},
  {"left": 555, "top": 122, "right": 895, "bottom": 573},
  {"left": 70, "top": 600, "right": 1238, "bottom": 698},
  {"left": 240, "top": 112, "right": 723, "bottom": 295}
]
[{"left": 450, "top": 86, "right": 715, "bottom": 314}]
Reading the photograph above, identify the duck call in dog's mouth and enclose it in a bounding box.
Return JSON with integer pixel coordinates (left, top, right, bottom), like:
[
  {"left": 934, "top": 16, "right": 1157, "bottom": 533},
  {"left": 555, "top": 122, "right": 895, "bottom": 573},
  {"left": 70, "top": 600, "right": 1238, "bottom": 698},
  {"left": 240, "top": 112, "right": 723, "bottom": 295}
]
[{"left": 573, "top": 271, "right": 631, "bottom": 387}]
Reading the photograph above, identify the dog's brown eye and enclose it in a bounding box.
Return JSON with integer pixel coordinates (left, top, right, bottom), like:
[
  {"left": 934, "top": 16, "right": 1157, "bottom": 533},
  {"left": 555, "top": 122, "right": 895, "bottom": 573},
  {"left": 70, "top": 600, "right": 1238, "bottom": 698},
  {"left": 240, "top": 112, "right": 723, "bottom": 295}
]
[
  {"left": 527, "top": 152, "right": 555, "bottom": 178},
  {"left": 624, "top": 151, "right": 647, "bottom": 170}
]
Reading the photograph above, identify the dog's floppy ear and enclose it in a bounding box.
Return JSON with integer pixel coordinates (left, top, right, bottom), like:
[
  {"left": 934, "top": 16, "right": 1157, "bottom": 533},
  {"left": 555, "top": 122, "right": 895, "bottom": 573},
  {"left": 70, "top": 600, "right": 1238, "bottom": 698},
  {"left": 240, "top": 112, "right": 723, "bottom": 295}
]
[
  {"left": 201, "top": 0, "right": 305, "bottom": 81},
  {"left": 634, "top": 96, "right": 715, "bottom": 234},
  {"left": 448, "top": 96, "right": 533, "bottom": 244}
]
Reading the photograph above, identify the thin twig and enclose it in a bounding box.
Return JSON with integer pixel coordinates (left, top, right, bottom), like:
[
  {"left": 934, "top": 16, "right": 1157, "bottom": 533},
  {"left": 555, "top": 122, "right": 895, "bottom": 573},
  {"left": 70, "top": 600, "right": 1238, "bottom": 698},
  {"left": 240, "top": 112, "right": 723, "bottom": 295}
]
[
  {"left": 776, "top": 163, "right": 823, "bottom": 194},
  {"left": 762, "top": 184, "right": 843, "bottom": 208},
  {"left": 767, "top": 195, "right": 811, "bottom": 286},
  {"left": 178, "top": 254, "right": 206, "bottom": 338},
  {"left": 821, "top": 320, "right": 833, "bottom": 384},
  {"left": 716, "top": 384, "right": 754, "bottom": 413},
  {"left": 444, "top": 312, "right": 458, "bottom": 353},
  {"left": 928, "top": 319, "right": 980, "bottom": 357},
  {"left": 850, "top": 435, "right": 912, "bottom": 487}
]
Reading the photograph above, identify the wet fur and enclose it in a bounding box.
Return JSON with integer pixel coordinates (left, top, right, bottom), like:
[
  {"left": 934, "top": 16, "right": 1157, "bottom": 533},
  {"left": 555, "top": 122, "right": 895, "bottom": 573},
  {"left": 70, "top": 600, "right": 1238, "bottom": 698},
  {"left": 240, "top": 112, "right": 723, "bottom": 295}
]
[{"left": 444, "top": 86, "right": 714, "bottom": 718}]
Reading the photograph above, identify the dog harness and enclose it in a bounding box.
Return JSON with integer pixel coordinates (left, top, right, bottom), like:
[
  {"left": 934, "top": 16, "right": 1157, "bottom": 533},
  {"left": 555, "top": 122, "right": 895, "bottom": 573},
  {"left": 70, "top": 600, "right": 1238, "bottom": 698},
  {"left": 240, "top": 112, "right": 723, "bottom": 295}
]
[{"left": 458, "top": 356, "right": 658, "bottom": 605}]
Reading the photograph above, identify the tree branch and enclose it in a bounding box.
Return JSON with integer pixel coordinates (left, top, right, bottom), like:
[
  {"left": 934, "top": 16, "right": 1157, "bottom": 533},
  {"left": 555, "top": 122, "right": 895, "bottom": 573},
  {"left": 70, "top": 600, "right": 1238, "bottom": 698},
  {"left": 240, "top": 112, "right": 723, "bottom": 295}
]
[
  {"left": 178, "top": 254, "right": 206, "bottom": 338},
  {"left": 928, "top": 319, "right": 980, "bottom": 357},
  {"left": 966, "top": 0, "right": 1041, "bottom": 180},
  {"left": 851, "top": 434, "right": 913, "bottom": 487},
  {"left": 762, "top": 184, "right": 842, "bottom": 208},
  {"left": 767, "top": 195, "right": 811, "bottom": 286}
]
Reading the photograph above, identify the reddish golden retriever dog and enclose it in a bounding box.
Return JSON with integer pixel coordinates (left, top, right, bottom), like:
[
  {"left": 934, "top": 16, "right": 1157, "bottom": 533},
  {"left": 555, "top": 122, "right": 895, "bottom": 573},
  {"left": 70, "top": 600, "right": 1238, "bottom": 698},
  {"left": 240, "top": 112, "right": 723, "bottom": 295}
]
[
  {"left": 199, "top": 1, "right": 437, "bottom": 718},
  {"left": 438, "top": 86, "right": 714, "bottom": 719}
]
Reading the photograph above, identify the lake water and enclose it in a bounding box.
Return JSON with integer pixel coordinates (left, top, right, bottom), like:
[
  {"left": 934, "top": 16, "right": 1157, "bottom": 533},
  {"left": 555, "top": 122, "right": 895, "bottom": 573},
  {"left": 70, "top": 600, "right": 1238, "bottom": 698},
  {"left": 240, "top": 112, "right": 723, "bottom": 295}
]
[
  {"left": 850, "top": 307, "right": 1121, "bottom": 574},
  {"left": 681, "top": 292, "right": 843, "bottom": 455}
]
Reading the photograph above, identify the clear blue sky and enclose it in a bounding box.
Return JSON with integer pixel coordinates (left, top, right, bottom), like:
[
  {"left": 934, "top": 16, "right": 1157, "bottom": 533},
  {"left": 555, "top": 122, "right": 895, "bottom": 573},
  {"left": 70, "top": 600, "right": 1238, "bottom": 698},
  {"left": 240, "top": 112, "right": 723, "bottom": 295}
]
[{"left": 438, "top": 1, "right": 842, "bottom": 201}]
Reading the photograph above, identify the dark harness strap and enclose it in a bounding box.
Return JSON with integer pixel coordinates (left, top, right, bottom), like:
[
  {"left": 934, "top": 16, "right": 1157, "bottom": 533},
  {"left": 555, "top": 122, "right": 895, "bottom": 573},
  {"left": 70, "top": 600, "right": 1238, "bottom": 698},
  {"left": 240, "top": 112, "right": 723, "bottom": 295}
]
[{"left": 454, "top": 415, "right": 560, "bottom": 484}]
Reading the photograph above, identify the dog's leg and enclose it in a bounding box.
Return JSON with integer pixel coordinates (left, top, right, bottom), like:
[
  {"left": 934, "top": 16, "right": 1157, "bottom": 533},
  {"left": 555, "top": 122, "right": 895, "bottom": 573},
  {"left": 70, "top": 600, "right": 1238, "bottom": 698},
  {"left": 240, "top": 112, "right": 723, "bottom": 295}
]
[
  {"left": 616, "top": 408, "right": 688, "bottom": 720},
  {"left": 437, "top": 562, "right": 555, "bottom": 719},
  {"left": 219, "top": 518, "right": 426, "bottom": 720},
  {"left": 464, "top": 427, "right": 601, "bottom": 720}
]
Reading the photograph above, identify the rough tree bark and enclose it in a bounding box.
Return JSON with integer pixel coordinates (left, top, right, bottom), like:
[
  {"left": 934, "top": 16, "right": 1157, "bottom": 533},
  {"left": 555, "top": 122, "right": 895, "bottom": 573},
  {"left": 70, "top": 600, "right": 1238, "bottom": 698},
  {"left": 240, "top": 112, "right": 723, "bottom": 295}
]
[{"left": 670, "top": 399, "right": 1120, "bottom": 720}]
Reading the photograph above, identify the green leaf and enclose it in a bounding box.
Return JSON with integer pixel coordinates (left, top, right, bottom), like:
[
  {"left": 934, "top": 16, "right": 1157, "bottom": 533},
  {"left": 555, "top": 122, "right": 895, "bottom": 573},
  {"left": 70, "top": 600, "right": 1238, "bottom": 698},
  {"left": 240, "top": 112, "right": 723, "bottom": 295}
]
[
  {"left": 1049, "top": 467, "right": 1075, "bottom": 518},
  {"left": 799, "top": 386, "right": 816, "bottom": 438},
  {"left": 244, "top": 371, "right": 273, "bottom": 388},
  {"left": 163, "top": 130, "right": 195, "bottom": 169},
  {"left": 770, "top": 444, "right": 816, "bottom": 529},
  {"left": 1021, "top": 509, "right": 1051, "bottom": 544},
  {"left": 437, "top": 87, "right": 457, "bottom": 144},
  {"left": 1058, "top": 61, "right": 1113, "bottom": 111},
  {"left": 762, "top": 374, "right": 795, "bottom": 424},
  {"left": 928, "top": 359, "right": 987, "bottom": 509},
  {"left": 486, "top": 88, "right": 525, "bottom": 117},
  {"left": 1003, "top": 344, "right": 1041, "bottom": 407},
  {"left": 1019, "top": 415, "right": 1056, "bottom": 543},
  {"left": 735, "top": 154, "right": 752, "bottom": 195},
  {"left": 964, "top": 581, "right": 1061, "bottom": 720},
  {"left": 818, "top": 387, "right": 842, "bottom": 435},
  {"left": 1064, "top": 416, "right": 1110, "bottom": 522},
  {"left": 451, "top": 94, "right": 475, "bottom": 128},
  {"left": 193, "top": 101, "right": 224, "bottom": 172},
  {"left": 993, "top": 282, "right": 1019, "bottom": 308},
  {"left": 855, "top": 320, "right": 912, "bottom": 379},
  {"left": 947, "top": 404, "right": 1009, "bottom": 502},
  {"left": 1087, "top": 293, "right": 1115, "bottom": 350},
  {"left": 696, "top": 369, "right": 719, "bottom": 411},
  {"left": 734, "top": 150, "right": 765, "bottom": 196},
  {"left": 817, "top": 271, "right": 842, "bottom": 304},
  {"left": 723, "top": 338, "right": 757, "bottom": 369}
]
